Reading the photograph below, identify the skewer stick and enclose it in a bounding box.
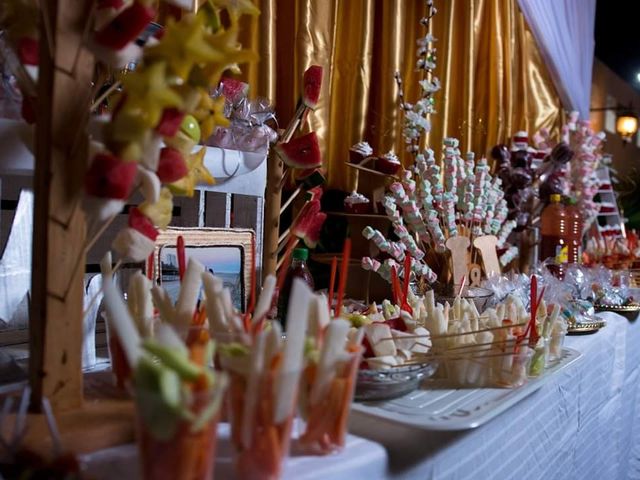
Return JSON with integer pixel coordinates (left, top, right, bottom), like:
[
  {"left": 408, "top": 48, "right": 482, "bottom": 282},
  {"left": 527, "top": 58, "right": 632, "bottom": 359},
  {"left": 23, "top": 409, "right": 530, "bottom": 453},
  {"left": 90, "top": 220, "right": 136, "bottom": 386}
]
[
  {"left": 90, "top": 81, "right": 121, "bottom": 112},
  {"left": 83, "top": 213, "right": 118, "bottom": 255},
  {"left": 280, "top": 186, "right": 302, "bottom": 214},
  {"left": 81, "top": 259, "right": 123, "bottom": 318},
  {"left": 380, "top": 322, "right": 528, "bottom": 342},
  {"left": 276, "top": 238, "right": 299, "bottom": 271}
]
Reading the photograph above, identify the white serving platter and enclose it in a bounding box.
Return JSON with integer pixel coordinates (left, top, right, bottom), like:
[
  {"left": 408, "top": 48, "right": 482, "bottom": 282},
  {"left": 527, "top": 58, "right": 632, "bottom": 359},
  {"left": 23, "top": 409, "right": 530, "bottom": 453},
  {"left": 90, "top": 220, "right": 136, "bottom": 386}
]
[{"left": 351, "top": 347, "right": 581, "bottom": 431}]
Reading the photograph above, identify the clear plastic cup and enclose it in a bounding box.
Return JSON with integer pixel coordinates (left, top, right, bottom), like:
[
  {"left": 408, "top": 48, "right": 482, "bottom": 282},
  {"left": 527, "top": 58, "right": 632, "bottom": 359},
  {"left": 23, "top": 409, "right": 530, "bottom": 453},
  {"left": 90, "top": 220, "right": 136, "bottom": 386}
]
[
  {"left": 226, "top": 369, "right": 300, "bottom": 480},
  {"left": 135, "top": 374, "right": 228, "bottom": 480},
  {"left": 296, "top": 347, "right": 362, "bottom": 455}
]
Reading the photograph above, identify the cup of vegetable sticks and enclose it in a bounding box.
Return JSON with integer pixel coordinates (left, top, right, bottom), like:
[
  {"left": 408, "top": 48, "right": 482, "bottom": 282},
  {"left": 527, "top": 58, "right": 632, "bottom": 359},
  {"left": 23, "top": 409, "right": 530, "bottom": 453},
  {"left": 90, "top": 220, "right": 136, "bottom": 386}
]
[
  {"left": 133, "top": 323, "right": 228, "bottom": 480},
  {"left": 297, "top": 314, "right": 363, "bottom": 455},
  {"left": 217, "top": 278, "right": 312, "bottom": 480}
]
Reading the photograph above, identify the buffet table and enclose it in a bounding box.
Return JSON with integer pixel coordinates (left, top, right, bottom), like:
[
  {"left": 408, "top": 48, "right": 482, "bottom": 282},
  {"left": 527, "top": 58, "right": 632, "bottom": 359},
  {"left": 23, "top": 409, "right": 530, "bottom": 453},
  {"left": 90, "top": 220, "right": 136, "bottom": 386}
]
[
  {"left": 78, "top": 312, "right": 640, "bottom": 480},
  {"left": 349, "top": 311, "right": 640, "bottom": 479}
]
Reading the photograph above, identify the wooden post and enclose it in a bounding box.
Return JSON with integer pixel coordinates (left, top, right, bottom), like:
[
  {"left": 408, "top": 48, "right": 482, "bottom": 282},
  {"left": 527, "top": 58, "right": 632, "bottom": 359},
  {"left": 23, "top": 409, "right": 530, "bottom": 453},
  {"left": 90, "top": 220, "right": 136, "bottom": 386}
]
[
  {"left": 29, "top": 0, "right": 96, "bottom": 412},
  {"left": 262, "top": 151, "right": 283, "bottom": 279}
]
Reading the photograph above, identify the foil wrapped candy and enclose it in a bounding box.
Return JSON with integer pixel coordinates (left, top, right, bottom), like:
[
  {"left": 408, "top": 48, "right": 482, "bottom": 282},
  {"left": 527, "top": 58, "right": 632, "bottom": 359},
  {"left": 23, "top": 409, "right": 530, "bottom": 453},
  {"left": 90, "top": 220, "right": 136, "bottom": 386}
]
[{"left": 206, "top": 90, "right": 278, "bottom": 155}]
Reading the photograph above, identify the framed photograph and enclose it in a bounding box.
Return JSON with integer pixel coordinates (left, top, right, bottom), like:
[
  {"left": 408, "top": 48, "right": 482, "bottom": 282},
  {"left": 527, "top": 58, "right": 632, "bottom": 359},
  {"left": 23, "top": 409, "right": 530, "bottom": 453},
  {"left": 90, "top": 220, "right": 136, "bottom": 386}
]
[{"left": 151, "top": 227, "right": 255, "bottom": 312}]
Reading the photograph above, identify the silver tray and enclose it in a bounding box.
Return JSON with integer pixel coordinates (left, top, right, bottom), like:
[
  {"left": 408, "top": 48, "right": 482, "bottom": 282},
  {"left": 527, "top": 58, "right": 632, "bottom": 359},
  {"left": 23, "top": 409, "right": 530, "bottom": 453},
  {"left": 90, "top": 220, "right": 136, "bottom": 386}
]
[{"left": 351, "top": 347, "right": 581, "bottom": 431}]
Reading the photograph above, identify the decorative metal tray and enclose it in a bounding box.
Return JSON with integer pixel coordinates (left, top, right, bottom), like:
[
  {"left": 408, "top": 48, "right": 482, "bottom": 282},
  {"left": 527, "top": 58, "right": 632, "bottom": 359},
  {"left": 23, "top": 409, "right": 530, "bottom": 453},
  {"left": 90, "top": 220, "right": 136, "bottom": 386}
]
[
  {"left": 351, "top": 347, "right": 581, "bottom": 431},
  {"left": 594, "top": 303, "right": 640, "bottom": 321},
  {"left": 567, "top": 317, "right": 607, "bottom": 334}
]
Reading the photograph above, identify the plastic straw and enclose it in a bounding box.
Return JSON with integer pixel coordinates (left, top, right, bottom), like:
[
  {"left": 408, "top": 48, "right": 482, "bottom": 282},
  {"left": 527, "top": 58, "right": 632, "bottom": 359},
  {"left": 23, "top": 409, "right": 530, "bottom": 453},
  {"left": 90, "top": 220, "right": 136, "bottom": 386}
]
[{"left": 335, "top": 239, "right": 352, "bottom": 317}]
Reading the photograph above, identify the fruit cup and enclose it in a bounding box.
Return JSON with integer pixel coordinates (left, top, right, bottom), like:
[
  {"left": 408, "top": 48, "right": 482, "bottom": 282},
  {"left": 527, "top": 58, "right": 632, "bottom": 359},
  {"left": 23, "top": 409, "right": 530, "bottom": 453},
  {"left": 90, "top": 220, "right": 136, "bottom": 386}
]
[
  {"left": 134, "top": 357, "right": 228, "bottom": 480},
  {"left": 297, "top": 345, "right": 362, "bottom": 455}
]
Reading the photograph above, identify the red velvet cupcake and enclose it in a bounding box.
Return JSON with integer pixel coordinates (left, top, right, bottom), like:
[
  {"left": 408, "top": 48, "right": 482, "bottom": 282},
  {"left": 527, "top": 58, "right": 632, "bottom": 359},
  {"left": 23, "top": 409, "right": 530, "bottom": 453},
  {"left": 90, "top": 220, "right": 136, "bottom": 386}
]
[
  {"left": 349, "top": 141, "right": 374, "bottom": 165},
  {"left": 344, "top": 191, "right": 371, "bottom": 214},
  {"left": 376, "top": 151, "right": 401, "bottom": 175}
]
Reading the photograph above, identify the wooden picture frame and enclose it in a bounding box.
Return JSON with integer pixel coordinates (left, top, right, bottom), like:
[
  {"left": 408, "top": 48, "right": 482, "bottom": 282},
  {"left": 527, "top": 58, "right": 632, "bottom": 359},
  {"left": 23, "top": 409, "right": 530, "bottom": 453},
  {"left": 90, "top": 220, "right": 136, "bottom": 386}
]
[{"left": 151, "top": 227, "right": 255, "bottom": 312}]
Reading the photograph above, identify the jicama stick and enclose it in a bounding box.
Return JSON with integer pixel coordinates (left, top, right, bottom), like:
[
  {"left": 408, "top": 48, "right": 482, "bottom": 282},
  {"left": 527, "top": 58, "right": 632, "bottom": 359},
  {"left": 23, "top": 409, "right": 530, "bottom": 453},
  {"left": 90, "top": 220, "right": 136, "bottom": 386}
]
[
  {"left": 175, "top": 258, "right": 205, "bottom": 329},
  {"left": 274, "top": 279, "right": 312, "bottom": 424}
]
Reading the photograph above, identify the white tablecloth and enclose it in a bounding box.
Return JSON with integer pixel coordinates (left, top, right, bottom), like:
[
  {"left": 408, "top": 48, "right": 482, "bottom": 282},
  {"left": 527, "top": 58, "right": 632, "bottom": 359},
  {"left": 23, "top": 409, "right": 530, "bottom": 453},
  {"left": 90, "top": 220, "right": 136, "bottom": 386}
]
[
  {"left": 81, "top": 422, "right": 388, "bottom": 480},
  {"left": 349, "top": 312, "right": 640, "bottom": 480}
]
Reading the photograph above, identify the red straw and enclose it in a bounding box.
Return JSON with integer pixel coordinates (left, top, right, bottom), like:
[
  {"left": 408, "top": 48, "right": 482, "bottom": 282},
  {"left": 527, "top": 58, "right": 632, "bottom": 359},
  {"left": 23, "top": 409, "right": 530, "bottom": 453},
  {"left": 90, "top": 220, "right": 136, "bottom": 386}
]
[
  {"left": 276, "top": 236, "right": 298, "bottom": 293},
  {"left": 177, "top": 235, "right": 186, "bottom": 281},
  {"left": 402, "top": 255, "right": 411, "bottom": 305},
  {"left": 243, "top": 237, "right": 258, "bottom": 333},
  {"left": 335, "top": 238, "right": 352, "bottom": 317},
  {"left": 328, "top": 256, "right": 338, "bottom": 313},
  {"left": 146, "top": 253, "right": 154, "bottom": 281},
  {"left": 457, "top": 275, "right": 467, "bottom": 297},
  {"left": 390, "top": 267, "right": 401, "bottom": 306}
]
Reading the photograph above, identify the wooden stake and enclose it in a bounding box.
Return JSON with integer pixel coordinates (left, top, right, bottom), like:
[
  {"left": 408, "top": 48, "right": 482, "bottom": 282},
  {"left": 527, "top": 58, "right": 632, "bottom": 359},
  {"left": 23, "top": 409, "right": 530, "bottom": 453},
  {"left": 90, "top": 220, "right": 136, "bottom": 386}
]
[
  {"left": 30, "top": 0, "right": 96, "bottom": 412},
  {"left": 262, "top": 150, "right": 284, "bottom": 279}
]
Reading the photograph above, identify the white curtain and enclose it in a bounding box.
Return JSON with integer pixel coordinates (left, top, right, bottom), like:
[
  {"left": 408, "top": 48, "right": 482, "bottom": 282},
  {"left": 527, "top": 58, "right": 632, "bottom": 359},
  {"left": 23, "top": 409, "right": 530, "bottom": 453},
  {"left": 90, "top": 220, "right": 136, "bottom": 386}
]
[{"left": 517, "top": 0, "right": 597, "bottom": 119}]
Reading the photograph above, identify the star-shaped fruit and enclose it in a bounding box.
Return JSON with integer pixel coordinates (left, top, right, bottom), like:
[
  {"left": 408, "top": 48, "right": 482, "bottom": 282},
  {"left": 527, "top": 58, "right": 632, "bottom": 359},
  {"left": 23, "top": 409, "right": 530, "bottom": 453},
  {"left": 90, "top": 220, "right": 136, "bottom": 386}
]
[
  {"left": 206, "top": 0, "right": 259, "bottom": 19},
  {"left": 193, "top": 90, "right": 228, "bottom": 140},
  {"left": 146, "top": 14, "right": 226, "bottom": 80},
  {"left": 140, "top": 187, "right": 173, "bottom": 228},
  {"left": 168, "top": 147, "right": 214, "bottom": 197},
  {"left": 120, "top": 61, "right": 183, "bottom": 129}
]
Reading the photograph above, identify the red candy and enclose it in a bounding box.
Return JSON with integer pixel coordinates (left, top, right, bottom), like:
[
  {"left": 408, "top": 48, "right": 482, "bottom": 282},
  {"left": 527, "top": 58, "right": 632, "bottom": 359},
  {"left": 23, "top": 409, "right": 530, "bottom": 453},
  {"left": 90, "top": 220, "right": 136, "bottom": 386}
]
[
  {"left": 155, "top": 108, "right": 185, "bottom": 137},
  {"left": 94, "top": 2, "right": 156, "bottom": 51},
  {"left": 157, "top": 147, "right": 188, "bottom": 183},
  {"left": 128, "top": 207, "right": 158, "bottom": 241},
  {"left": 17, "top": 37, "right": 39, "bottom": 66},
  {"left": 385, "top": 317, "right": 407, "bottom": 332},
  {"left": 85, "top": 153, "right": 137, "bottom": 199}
]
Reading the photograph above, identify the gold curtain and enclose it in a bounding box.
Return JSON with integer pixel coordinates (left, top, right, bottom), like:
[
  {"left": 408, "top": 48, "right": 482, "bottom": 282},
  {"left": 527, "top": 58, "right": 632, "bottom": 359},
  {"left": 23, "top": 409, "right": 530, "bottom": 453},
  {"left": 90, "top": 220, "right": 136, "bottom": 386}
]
[{"left": 239, "top": 0, "right": 563, "bottom": 191}]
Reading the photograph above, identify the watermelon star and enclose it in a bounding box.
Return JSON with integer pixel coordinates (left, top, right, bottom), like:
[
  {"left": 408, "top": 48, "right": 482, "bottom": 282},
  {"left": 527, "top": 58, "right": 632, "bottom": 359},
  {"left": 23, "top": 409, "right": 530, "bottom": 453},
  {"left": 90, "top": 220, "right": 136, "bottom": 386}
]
[{"left": 120, "top": 61, "right": 183, "bottom": 130}]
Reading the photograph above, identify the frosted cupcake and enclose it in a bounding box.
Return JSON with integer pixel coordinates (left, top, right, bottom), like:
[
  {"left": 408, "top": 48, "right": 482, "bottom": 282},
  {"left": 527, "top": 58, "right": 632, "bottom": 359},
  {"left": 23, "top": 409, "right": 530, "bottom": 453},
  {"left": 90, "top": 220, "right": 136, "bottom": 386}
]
[
  {"left": 349, "top": 141, "right": 374, "bottom": 165},
  {"left": 376, "top": 150, "right": 401, "bottom": 174},
  {"left": 344, "top": 191, "right": 371, "bottom": 214}
]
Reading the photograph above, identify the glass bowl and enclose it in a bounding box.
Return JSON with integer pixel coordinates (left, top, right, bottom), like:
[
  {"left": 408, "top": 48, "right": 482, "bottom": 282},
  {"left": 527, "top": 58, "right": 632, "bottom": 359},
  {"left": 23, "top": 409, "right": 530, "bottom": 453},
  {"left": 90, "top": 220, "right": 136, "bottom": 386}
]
[
  {"left": 354, "top": 362, "right": 438, "bottom": 401},
  {"left": 435, "top": 286, "right": 494, "bottom": 313}
]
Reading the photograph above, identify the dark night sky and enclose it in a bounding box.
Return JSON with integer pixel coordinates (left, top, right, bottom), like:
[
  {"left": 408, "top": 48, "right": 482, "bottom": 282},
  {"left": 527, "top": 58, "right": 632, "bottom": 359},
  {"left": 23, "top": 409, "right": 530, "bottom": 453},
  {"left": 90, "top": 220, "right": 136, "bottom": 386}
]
[{"left": 595, "top": 1, "right": 640, "bottom": 92}]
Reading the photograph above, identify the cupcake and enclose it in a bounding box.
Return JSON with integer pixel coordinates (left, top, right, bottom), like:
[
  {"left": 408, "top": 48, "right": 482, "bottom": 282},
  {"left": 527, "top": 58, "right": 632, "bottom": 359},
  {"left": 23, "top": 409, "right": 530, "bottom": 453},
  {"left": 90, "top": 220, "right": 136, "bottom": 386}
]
[
  {"left": 344, "top": 191, "right": 371, "bottom": 214},
  {"left": 376, "top": 150, "right": 401, "bottom": 175},
  {"left": 349, "top": 141, "right": 374, "bottom": 165}
]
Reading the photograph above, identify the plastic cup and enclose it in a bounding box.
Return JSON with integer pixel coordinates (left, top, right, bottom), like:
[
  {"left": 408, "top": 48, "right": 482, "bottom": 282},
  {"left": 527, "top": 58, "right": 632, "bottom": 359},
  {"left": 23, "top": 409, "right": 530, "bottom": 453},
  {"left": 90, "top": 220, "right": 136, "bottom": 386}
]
[
  {"left": 226, "top": 369, "right": 300, "bottom": 480},
  {"left": 296, "top": 347, "right": 362, "bottom": 455},
  {"left": 135, "top": 375, "right": 228, "bottom": 480}
]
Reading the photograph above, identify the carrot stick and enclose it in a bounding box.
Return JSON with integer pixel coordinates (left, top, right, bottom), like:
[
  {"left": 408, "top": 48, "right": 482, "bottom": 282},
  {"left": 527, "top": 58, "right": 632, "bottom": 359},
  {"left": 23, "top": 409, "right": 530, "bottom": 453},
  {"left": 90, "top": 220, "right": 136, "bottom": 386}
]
[
  {"left": 335, "top": 238, "right": 352, "bottom": 317},
  {"left": 177, "top": 235, "right": 186, "bottom": 282},
  {"left": 328, "top": 256, "right": 338, "bottom": 313}
]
